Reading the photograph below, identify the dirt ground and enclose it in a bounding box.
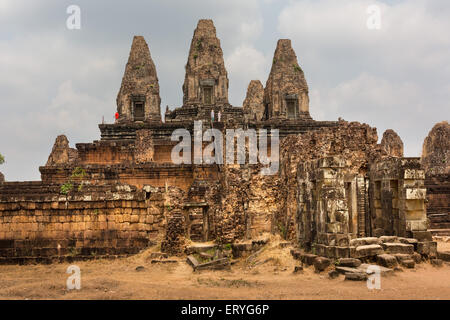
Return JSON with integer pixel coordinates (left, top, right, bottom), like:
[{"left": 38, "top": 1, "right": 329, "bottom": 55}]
[{"left": 0, "top": 240, "right": 449, "bottom": 300}]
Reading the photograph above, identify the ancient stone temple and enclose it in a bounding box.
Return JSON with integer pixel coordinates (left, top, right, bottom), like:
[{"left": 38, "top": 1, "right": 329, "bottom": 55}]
[{"left": 0, "top": 19, "right": 441, "bottom": 264}]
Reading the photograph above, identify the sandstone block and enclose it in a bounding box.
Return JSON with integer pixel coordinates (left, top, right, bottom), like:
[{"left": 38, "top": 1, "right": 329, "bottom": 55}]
[
  {"left": 377, "top": 254, "right": 398, "bottom": 268},
  {"left": 355, "top": 244, "right": 383, "bottom": 258},
  {"left": 337, "top": 258, "right": 361, "bottom": 268},
  {"left": 313, "top": 257, "right": 331, "bottom": 272},
  {"left": 381, "top": 243, "right": 414, "bottom": 255}
]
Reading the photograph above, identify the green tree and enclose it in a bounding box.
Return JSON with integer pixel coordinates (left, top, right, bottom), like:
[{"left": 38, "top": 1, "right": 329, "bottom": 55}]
[{"left": 0, "top": 153, "right": 4, "bottom": 165}]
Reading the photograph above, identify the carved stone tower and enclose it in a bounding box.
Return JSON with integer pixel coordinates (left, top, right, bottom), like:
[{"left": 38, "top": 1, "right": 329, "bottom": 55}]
[
  {"left": 264, "top": 39, "right": 311, "bottom": 121},
  {"left": 182, "top": 19, "right": 229, "bottom": 108},
  {"left": 116, "top": 36, "right": 161, "bottom": 123}
]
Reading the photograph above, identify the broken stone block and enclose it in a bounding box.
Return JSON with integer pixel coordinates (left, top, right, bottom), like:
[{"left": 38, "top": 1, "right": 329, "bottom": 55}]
[
  {"left": 400, "top": 259, "right": 415, "bottom": 268},
  {"left": 350, "top": 237, "right": 382, "bottom": 247},
  {"left": 186, "top": 255, "right": 199, "bottom": 269},
  {"left": 135, "top": 266, "right": 145, "bottom": 272},
  {"left": 437, "top": 251, "right": 450, "bottom": 262},
  {"left": 355, "top": 244, "right": 384, "bottom": 258},
  {"left": 358, "top": 264, "right": 394, "bottom": 276},
  {"left": 430, "top": 258, "right": 443, "bottom": 267},
  {"left": 416, "top": 241, "right": 437, "bottom": 257},
  {"left": 380, "top": 236, "right": 398, "bottom": 243},
  {"left": 345, "top": 272, "right": 368, "bottom": 281},
  {"left": 293, "top": 266, "right": 303, "bottom": 273},
  {"left": 149, "top": 252, "right": 168, "bottom": 259},
  {"left": 393, "top": 253, "right": 412, "bottom": 263},
  {"left": 335, "top": 266, "right": 361, "bottom": 275},
  {"left": 151, "top": 259, "right": 177, "bottom": 264},
  {"left": 301, "top": 253, "right": 318, "bottom": 266},
  {"left": 325, "top": 246, "right": 336, "bottom": 259},
  {"left": 335, "top": 246, "right": 350, "bottom": 258},
  {"left": 381, "top": 243, "right": 414, "bottom": 255},
  {"left": 337, "top": 258, "right": 361, "bottom": 268},
  {"left": 290, "top": 249, "right": 302, "bottom": 260},
  {"left": 377, "top": 254, "right": 398, "bottom": 268},
  {"left": 231, "top": 243, "right": 253, "bottom": 258},
  {"left": 195, "top": 258, "right": 231, "bottom": 271},
  {"left": 313, "top": 257, "right": 331, "bottom": 272},
  {"left": 328, "top": 270, "right": 339, "bottom": 279},
  {"left": 412, "top": 252, "right": 422, "bottom": 264}
]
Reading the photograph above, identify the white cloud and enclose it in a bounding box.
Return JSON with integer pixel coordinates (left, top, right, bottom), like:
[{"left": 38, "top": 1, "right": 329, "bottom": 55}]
[
  {"left": 277, "top": 0, "right": 450, "bottom": 157},
  {"left": 226, "top": 44, "right": 269, "bottom": 105}
]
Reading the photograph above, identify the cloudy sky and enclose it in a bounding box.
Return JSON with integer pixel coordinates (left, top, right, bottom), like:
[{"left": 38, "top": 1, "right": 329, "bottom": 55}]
[{"left": 0, "top": 0, "right": 449, "bottom": 181}]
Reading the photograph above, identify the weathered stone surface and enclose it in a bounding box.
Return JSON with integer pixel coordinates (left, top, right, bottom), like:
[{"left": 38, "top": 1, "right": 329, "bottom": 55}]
[
  {"left": 437, "top": 251, "right": 450, "bottom": 262},
  {"left": 411, "top": 231, "right": 433, "bottom": 242},
  {"left": 380, "top": 236, "right": 398, "bottom": 243},
  {"left": 337, "top": 258, "right": 361, "bottom": 268},
  {"left": 350, "top": 237, "right": 382, "bottom": 247},
  {"left": 161, "top": 211, "right": 186, "bottom": 256},
  {"left": 313, "top": 257, "right": 331, "bottom": 272},
  {"left": 328, "top": 270, "right": 339, "bottom": 279},
  {"left": 301, "top": 253, "right": 318, "bottom": 266},
  {"left": 381, "top": 243, "right": 414, "bottom": 255},
  {"left": 377, "top": 254, "right": 398, "bottom": 268},
  {"left": 421, "top": 121, "right": 450, "bottom": 175},
  {"left": 243, "top": 80, "right": 264, "bottom": 121},
  {"left": 345, "top": 272, "right": 368, "bottom": 281},
  {"left": 183, "top": 19, "right": 229, "bottom": 107},
  {"left": 355, "top": 244, "right": 384, "bottom": 258},
  {"left": 430, "top": 258, "right": 443, "bottom": 267},
  {"left": 400, "top": 259, "right": 415, "bottom": 268},
  {"left": 264, "top": 39, "right": 310, "bottom": 120},
  {"left": 358, "top": 264, "right": 394, "bottom": 276},
  {"left": 116, "top": 36, "right": 161, "bottom": 122},
  {"left": 134, "top": 129, "right": 154, "bottom": 163},
  {"left": 412, "top": 252, "right": 422, "bottom": 263},
  {"left": 46, "top": 135, "right": 78, "bottom": 166},
  {"left": 335, "top": 266, "right": 361, "bottom": 275},
  {"left": 186, "top": 255, "right": 199, "bottom": 269},
  {"left": 380, "top": 129, "right": 404, "bottom": 157},
  {"left": 416, "top": 241, "right": 437, "bottom": 257},
  {"left": 393, "top": 253, "right": 412, "bottom": 263},
  {"left": 293, "top": 265, "right": 303, "bottom": 273},
  {"left": 195, "top": 258, "right": 231, "bottom": 271}
]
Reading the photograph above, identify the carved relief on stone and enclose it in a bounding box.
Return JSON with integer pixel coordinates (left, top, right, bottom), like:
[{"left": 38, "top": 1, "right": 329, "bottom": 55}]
[{"left": 134, "top": 129, "right": 154, "bottom": 163}]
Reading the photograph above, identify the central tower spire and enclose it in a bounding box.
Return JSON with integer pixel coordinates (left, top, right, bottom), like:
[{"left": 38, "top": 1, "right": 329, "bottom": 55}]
[{"left": 182, "top": 19, "right": 229, "bottom": 108}]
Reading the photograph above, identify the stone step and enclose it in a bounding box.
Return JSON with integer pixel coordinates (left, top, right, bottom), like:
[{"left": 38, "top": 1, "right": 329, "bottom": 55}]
[
  {"left": 381, "top": 243, "right": 414, "bottom": 255},
  {"left": 429, "top": 229, "right": 450, "bottom": 236}
]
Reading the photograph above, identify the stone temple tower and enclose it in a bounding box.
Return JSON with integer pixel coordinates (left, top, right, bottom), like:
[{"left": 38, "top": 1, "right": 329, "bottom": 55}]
[
  {"left": 116, "top": 36, "right": 161, "bottom": 123},
  {"left": 264, "top": 39, "right": 311, "bottom": 120},
  {"left": 182, "top": 19, "right": 229, "bottom": 108}
]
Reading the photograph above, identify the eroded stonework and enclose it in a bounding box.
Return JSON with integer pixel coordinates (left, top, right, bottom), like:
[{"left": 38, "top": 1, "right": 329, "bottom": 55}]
[
  {"left": 116, "top": 36, "right": 161, "bottom": 123},
  {"left": 46, "top": 135, "right": 78, "bottom": 166},
  {"left": 183, "top": 19, "right": 229, "bottom": 107},
  {"left": 422, "top": 121, "right": 450, "bottom": 175},
  {"left": 264, "top": 39, "right": 310, "bottom": 120},
  {"left": 380, "top": 129, "right": 404, "bottom": 157},
  {"left": 243, "top": 80, "right": 264, "bottom": 122}
]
